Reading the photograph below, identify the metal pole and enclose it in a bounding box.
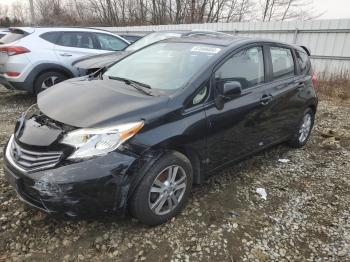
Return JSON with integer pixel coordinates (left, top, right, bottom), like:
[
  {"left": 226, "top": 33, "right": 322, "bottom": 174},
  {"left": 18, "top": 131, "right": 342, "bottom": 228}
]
[
  {"left": 293, "top": 28, "right": 299, "bottom": 44},
  {"left": 29, "top": 0, "right": 35, "bottom": 25}
]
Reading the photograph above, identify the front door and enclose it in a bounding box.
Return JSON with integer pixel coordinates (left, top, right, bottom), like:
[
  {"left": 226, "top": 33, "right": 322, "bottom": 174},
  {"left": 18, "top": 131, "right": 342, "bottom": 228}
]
[{"left": 204, "top": 45, "right": 276, "bottom": 171}]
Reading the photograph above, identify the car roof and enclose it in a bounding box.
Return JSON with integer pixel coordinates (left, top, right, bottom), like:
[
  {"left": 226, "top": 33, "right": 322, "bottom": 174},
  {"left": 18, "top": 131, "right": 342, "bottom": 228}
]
[
  {"left": 164, "top": 35, "right": 249, "bottom": 46},
  {"left": 164, "top": 35, "right": 304, "bottom": 51},
  {"left": 9, "top": 27, "right": 119, "bottom": 34},
  {"left": 141, "top": 30, "right": 231, "bottom": 37}
]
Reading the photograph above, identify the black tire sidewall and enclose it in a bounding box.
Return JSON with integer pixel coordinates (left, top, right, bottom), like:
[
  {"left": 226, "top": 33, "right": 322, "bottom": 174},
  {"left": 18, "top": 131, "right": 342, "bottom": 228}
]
[
  {"left": 34, "top": 71, "right": 67, "bottom": 94},
  {"left": 288, "top": 108, "right": 315, "bottom": 148},
  {"left": 129, "top": 151, "right": 193, "bottom": 226}
]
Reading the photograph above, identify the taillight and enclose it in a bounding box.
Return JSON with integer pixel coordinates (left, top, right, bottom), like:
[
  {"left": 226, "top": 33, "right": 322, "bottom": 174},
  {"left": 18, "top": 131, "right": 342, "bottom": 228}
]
[
  {"left": 0, "top": 46, "right": 30, "bottom": 56},
  {"left": 311, "top": 72, "right": 317, "bottom": 88}
]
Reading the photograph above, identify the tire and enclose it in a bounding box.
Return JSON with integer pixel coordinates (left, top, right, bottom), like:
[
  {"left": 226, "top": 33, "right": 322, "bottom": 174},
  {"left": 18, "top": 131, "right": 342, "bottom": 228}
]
[
  {"left": 34, "top": 71, "right": 68, "bottom": 94},
  {"left": 287, "top": 108, "right": 315, "bottom": 148},
  {"left": 129, "top": 151, "right": 193, "bottom": 226}
]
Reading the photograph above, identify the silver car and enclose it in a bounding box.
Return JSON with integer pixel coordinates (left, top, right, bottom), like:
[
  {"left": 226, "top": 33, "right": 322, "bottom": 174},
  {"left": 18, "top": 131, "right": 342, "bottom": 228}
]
[{"left": 0, "top": 27, "right": 129, "bottom": 94}]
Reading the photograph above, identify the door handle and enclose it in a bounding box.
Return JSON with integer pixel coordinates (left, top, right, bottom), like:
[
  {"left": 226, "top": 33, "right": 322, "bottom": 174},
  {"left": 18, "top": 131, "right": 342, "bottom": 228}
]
[
  {"left": 297, "top": 82, "right": 305, "bottom": 89},
  {"left": 294, "top": 80, "right": 305, "bottom": 89},
  {"left": 260, "top": 94, "right": 273, "bottom": 106},
  {"left": 59, "top": 53, "right": 72, "bottom": 57}
]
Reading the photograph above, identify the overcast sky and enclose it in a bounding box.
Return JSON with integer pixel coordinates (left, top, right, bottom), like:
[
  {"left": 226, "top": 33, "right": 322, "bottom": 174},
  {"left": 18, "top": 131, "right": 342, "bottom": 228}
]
[
  {"left": 315, "top": 0, "right": 350, "bottom": 19},
  {"left": 2, "top": 0, "right": 350, "bottom": 20}
]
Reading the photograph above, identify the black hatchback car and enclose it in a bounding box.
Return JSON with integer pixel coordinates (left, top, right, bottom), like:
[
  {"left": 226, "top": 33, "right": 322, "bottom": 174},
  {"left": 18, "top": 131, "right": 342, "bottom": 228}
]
[{"left": 3, "top": 35, "right": 318, "bottom": 225}]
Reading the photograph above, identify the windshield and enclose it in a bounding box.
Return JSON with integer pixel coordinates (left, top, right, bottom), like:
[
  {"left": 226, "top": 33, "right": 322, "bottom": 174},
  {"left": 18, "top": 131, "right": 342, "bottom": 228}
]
[
  {"left": 105, "top": 42, "right": 222, "bottom": 90},
  {"left": 125, "top": 32, "right": 182, "bottom": 52}
]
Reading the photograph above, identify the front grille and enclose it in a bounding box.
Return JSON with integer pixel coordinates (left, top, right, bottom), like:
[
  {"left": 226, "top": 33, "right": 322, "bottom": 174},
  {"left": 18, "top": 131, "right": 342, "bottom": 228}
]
[{"left": 8, "top": 137, "right": 63, "bottom": 172}]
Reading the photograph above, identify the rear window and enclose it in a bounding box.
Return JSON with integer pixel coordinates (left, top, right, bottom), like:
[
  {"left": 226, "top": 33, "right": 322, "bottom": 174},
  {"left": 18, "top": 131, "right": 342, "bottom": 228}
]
[
  {"left": 296, "top": 50, "right": 311, "bottom": 75},
  {"left": 40, "top": 32, "right": 60, "bottom": 44},
  {"left": 0, "top": 30, "right": 27, "bottom": 44},
  {"left": 270, "top": 47, "right": 295, "bottom": 80}
]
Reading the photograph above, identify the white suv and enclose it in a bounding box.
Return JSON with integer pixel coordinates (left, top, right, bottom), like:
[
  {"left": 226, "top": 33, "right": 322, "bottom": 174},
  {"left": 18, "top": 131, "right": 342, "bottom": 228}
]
[{"left": 0, "top": 27, "right": 129, "bottom": 94}]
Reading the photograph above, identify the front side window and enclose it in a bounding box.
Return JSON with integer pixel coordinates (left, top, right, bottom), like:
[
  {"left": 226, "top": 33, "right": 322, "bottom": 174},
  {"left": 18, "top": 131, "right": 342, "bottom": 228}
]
[
  {"left": 296, "top": 50, "right": 311, "bottom": 75},
  {"left": 105, "top": 42, "right": 222, "bottom": 91},
  {"left": 270, "top": 47, "right": 295, "bottom": 80},
  {"left": 57, "top": 32, "right": 94, "bottom": 49},
  {"left": 95, "top": 33, "right": 128, "bottom": 51},
  {"left": 215, "top": 46, "right": 264, "bottom": 90},
  {"left": 192, "top": 86, "right": 209, "bottom": 106}
]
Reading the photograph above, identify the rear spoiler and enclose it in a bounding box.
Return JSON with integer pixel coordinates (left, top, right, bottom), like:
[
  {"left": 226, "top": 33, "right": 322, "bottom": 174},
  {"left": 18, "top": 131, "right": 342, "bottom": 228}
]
[
  {"left": 300, "top": 45, "right": 311, "bottom": 56},
  {"left": 9, "top": 27, "right": 34, "bottom": 35}
]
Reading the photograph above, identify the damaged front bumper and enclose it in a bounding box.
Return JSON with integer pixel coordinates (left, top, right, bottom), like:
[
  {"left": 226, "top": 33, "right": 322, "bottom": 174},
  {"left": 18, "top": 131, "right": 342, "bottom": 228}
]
[{"left": 3, "top": 140, "right": 139, "bottom": 217}]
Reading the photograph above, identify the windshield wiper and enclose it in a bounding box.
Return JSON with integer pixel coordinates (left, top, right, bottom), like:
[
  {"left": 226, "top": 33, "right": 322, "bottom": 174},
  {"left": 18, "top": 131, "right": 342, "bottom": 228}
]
[{"left": 108, "top": 76, "right": 153, "bottom": 96}]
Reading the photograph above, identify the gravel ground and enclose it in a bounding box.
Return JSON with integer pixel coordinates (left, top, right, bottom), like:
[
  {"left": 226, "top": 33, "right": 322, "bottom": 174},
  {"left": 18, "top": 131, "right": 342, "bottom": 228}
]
[{"left": 0, "top": 85, "right": 350, "bottom": 262}]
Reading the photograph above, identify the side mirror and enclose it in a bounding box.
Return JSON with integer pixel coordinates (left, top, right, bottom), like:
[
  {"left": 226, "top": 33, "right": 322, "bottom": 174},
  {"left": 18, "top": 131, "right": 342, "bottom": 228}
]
[
  {"left": 223, "top": 81, "right": 242, "bottom": 97},
  {"left": 215, "top": 81, "right": 242, "bottom": 110}
]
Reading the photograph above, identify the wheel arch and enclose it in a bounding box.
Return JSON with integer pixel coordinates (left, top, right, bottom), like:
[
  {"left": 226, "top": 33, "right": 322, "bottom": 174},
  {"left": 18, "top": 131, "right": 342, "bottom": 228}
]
[
  {"left": 24, "top": 63, "right": 75, "bottom": 93},
  {"left": 149, "top": 135, "right": 205, "bottom": 185},
  {"left": 127, "top": 143, "right": 204, "bottom": 203},
  {"left": 308, "top": 104, "right": 317, "bottom": 115},
  {"left": 166, "top": 145, "right": 203, "bottom": 185}
]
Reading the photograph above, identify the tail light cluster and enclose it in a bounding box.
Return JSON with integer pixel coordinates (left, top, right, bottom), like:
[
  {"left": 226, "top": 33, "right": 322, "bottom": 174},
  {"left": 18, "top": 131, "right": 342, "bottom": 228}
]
[
  {"left": 0, "top": 46, "right": 30, "bottom": 56},
  {"left": 311, "top": 72, "right": 318, "bottom": 88},
  {"left": 0, "top": 46, "right": 30, "bottom": 77}
]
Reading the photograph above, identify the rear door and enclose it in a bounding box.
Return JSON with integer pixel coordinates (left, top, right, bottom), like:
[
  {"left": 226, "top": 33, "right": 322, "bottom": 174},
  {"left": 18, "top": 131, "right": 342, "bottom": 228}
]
[
  {"left": 54, "top": 31, "right": 107, "bottom": 74},
  {"left": 264, "top": 45, "right": 304, "bottom": 139}
]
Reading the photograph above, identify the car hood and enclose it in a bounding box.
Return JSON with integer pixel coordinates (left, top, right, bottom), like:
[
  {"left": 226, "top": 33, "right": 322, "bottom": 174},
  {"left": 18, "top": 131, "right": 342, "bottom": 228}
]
[
  {"left": 72, "top": 51, "right": 130, "bottom": 70},
  {"left": 37, "top": 78, "right": 169, "bottom": 128}
]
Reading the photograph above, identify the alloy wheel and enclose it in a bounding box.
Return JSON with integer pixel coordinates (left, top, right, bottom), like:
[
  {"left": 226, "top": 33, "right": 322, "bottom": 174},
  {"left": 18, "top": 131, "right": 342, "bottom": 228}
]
[
  {"left": 41, "top": 76, "right": 59, "bottom": 90},
  {"left": 298, "top": 113, "right": 312, "bottom": 143},
  {"left": 148, "top": 165, "right": 187, "bottom": 216}
]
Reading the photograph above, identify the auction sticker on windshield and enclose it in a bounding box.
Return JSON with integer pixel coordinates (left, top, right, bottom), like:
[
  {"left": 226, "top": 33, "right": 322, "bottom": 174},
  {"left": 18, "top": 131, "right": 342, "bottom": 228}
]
[{"left": 191, "top": 46, "right": 221, "bottom": 54}]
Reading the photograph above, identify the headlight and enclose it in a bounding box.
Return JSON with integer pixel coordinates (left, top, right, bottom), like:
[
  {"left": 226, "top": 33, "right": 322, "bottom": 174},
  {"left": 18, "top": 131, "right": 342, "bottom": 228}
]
[{"left": 61, "top": 121, "right": 144, "bottom": 160}]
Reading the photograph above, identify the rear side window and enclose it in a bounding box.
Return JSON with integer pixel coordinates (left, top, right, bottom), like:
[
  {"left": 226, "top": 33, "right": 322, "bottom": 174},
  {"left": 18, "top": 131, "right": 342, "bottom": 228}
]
[
  {"left": 0, "top": 31, "right": 26, "bottom": 44},
  {"left": 40, "top": 32, "right": 60, "bottom": 44},
  {"left": 95, "top": 33, "right": 128, "bottom": 51},
  {"left": 270, "top": 47, "right": 295, "bottom": 80},
  {"left": 215, "top": 46, "right": 265, "bottom": 90},
  {"left": 57, "top": 32, "right": 95, "bottom": 49},
  {"left": 296, "top": 50, "right": 311, "bottom": 75}
]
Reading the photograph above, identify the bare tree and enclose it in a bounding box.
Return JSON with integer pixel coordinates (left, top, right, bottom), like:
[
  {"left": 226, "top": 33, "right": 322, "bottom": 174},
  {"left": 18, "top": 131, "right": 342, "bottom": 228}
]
[
  {"left": 0, "top": 0, "right": 324, "bottom": 27},
  {"left": 259, "top": 0, "right": 322, "bottom": 21},
  {"left": 12, "top": 1, "right": 29, "bottom": 23}
]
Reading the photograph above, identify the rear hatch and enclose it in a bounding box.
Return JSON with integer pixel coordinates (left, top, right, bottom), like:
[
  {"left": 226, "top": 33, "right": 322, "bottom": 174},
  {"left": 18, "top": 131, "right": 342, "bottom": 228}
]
[{"left": 0, "top": 28, "right": 33, "bottom": 69}]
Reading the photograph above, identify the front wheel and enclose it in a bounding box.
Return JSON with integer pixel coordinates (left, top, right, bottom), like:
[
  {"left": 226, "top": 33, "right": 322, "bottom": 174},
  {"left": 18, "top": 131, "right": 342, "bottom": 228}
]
[
  {"left": 288, "top": 108, "right": 315, "bottom": 148},
  {"left": 129, "top": 151, "right": 193, "bottom": 226}
]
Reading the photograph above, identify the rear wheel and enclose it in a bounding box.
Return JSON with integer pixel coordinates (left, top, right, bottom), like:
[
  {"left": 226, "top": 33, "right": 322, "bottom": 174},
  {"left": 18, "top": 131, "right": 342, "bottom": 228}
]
[
  {"left": 34, "top": 71, "right": 68, "bottom": 94},
  {"left": 288, "top": 108, "right": 315, "bottom": 148},
  {"left": 129, "top": 151, "right": 193, "bottom": 226}
]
